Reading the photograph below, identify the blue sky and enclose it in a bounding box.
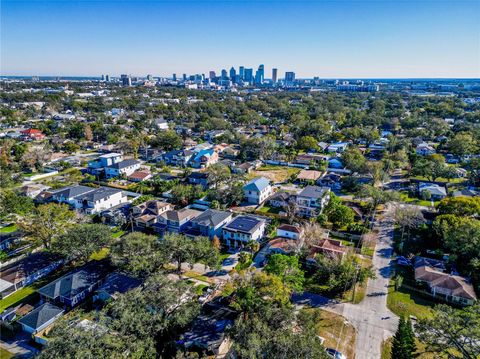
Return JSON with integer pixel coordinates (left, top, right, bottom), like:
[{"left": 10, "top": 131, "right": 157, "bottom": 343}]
[{"left": 2, "top": 0, "right": 479, "bottom": 78}]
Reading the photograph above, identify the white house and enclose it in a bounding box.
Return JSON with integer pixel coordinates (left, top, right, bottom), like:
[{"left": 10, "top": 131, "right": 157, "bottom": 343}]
[
  {"left": 296, "top": 186, "right": 331, "bottom": 217},
  {"left": 87, "top": 153, "right": 123, "bottom": 174},
  {"left": 419, "top": 183, "right": 447, "bottom": 200},
  {"left": 416, "top": 143, "right": 435, "bottom": 156},
  {"left": 51, "top": 185, "right": 128, "bottom": 214},
  {"left": 222, "top": 216, "right": 266, "bottom": 249},
  {"left": 327, "top": 142, "right": 349, "bottom": 153},
  {"left": 105, "top": 159, "right": 141, "bottom": 178},
  {"left": 243, "top": 177, "right": 273, "bottom": 205},
  {"left": 276, "top": 224, "right": 303, "bottom": 240}
]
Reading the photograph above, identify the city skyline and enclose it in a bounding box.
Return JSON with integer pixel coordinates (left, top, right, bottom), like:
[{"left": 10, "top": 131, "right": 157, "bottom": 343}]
[{"left": 2, "top": 0, "right": 479, "bottom": 78}]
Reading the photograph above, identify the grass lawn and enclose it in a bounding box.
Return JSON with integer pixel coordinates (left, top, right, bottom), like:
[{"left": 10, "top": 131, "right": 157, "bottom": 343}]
[
  {"left": 306, "top": 308, "right": 356, "bottom": 359},
  {"left": 111, "top": 229, "right": 125, "bottom": 238},
  {"left": 257, "top": 206, "right": 281, "bottom": 214},
  {"left": 0, "top": 224, "right": 18, "bottom": 234},
  {"left": 247, "top": 166, "right": 300, "bottom": 183},
  {"left": 0, "top": 286, "right": 38, "bottom": 313},
  {"left": 0, "top": 347, "right": 14, "bottom": 359},
  {"left": 399, "top": 193, "right": 438, "bottom": 208},
  {"left": 183, "top": 271, "right": 213, "bottom": 284},
  {"left": 387, "top": 281, "right": 436, "bottom": 320}
]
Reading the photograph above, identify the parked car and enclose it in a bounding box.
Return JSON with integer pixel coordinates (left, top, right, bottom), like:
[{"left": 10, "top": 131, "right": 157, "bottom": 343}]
[{"left": 325, "top": 348, "right": 347, "bottom": 359}]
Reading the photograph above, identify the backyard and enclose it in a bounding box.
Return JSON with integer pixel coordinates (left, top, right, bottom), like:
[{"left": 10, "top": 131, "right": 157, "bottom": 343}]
[{"left": 247, "top": 165, "right": 300, "bottom": 183}]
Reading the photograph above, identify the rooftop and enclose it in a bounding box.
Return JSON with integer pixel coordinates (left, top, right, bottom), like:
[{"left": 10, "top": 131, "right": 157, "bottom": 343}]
[{"left": 223, "top": 216, "right": 264, "bottom": 234}]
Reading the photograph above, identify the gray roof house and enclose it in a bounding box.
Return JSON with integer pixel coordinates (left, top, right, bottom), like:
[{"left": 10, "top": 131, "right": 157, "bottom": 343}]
[
  {"left": 38, "top": 261, "right": 111, "bottom": 308},
  {"left": 243, "top": 177, "right": 273, "bottom": 205},
  {"left": 18, "top": 303, "right": 64, "bottom": 334},
  {"left": 295, "top": 186, "right": 331, "bottom": 217},
  {"left": 184, "top": 209, "right": 233, "bottom": 239}
]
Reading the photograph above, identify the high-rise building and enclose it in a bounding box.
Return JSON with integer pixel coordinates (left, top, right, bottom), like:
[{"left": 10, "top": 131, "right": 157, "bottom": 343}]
[
  {"left": 229, "top": 67, "right": 236, "bottom": 80},
  {"left": 239, "top": 66, "right": 245, "bottom": 80},
  {"left": 209, "top": 71, "right": 216, "bottom": 79},
  {"left": 120, "top": 74, "right": 131, "bottom": 87},
  {"left": 105, "top": 75, "right": 110, "bottom": 82},
  {"left": 244, "top": 68, "right": 253, "bottom": 82},
  {"left": 183, "top": 74, "right": 187, "bottom": 81},
  {"left": 221, "top": 69, "right": 228, "bottom": 79},
  {"left": 172, "top": 74, "right": 177, "bottom": 81},
  {"left": 272, "top": 68, "right": 278, "bottom": 83},
  {"left": 147, "top": 74, "right": 153, "bottom": 81},
  {"left": 101, "top": 74, "right": 105, "bottom": 81},
  {"left": 285, "top": 71, "right": 295, "bottom": 85},
  {"left": 255, "top": 64, "right": 264, "bottom": 85}
]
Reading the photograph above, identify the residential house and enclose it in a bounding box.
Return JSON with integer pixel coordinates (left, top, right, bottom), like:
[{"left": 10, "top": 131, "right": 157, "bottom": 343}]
[
  {"left": 18, "top": 303, "right": 64, "bottom": 335},
  {"left": 416, "top": 142, "right": 436, "bottom": 156},
  {"left": 105, "top": 159, "right": 141, "bottom": 178},
  {"left": 180, "top": 305, "right": 236, "bottom": 358},
  {"left": 222, "top": 215, "right": 266, "bottom": 249},
  {"left": 133, "top": 200, "right": 173, "bottom": 229},
  {"left": 415, "top": 266, "right": 477, "bottom": 306},
  {"left": 296, "top": 169, "right": 322, "bottom": 183},
  {"left": 307, "top": 239, "right": 348, "bottom": 263},
  {"left": 295, "top": 153, "right": 327, "bottom": 166},
  {"left": 162, "top": 149, "right": 194, "bottom": 167},
  {"left": 317, "top": 173, "right": 342, "bottom": 189},
  {"left": 328, "top": 157, "right": 344, "bottom": 169},
  {"left": 20, "top": 128, "right": 46, "bottom": 141},
  {"left": 184, "top": 209, "right": 233, "bottom": 240},
  {"left": 93, "top": 272, "right": 142, "bottom": 302},
  {"left": 37, "top": 260, "right": 111, "bottom": 308},
  {"left": 295, "top": 186, "right": 330, "bottom": 217},
  {"left": 87, "top": 153, "right": 123, "bottom": 175},
  {"left": 276, "top": 224, "right": 303, "bottom": 240},
  {"left": 128, "top": 170, "right": 152, "bottom": 182},
  {"left": 0, "top": 253, "right": 63, "bottom": 299},
  {"left": 268, "top": 191, "right": 291, "bottom": 208},
  {"left": 243, "top": 177, "right": 273, "bottom": 205},
  {"left": 327, "top": 142, "right": 349, "bottom": 153},
  {"left": 187, "top": 172, "right": 210, "bottom": 189},
  {"left": 266, "top": 238, "right": 300, "bottom": 256},
  {"left": 51, "top": 185, "right": 128, "bottom": 214},
  {"left": 154, "top": 208, "right": 202, "bottom": 234},
  {"left": 20, "top": 183, "right": 51, "bottom": 199},
  {"left": 418, "top": 183, "right": 447, "bottom": 200},
  {"left": 154, "top": 117, "right": 169, "bottom": 131},
  {"left": 190, "top": 148, "right": 219, "bottom": 168}
]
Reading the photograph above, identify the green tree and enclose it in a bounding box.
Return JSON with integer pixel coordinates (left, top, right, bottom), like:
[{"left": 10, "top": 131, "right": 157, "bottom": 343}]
[
  {"left": 416, "top": 304, "right": 480, "bottom": 359},
  {"left": 53, "top": 223, "right": 112, "bottom": 263},
  {"left": 264, "top": 254, "right": 304, "bottom": 291},
  {"left": 154, "top": 130, "right": 182, "bottom": 151},
  {"left": 448, "top": 132, "right": 477, "bottom": 157},
  {"left": 411, "top": 154, "right": 447, "bottom": 182},
  {"left": 342, "top": 147, "right": 366, "bottom": 173},
  {"left": 206, "top": 163, "right": 231, "bottom": 189},
  {"left": 110, "top": 232, "right": 165, "bottom": 277},
  {"left": 19, "top": 203, "right": 76, "bottom": 249},
  {"left": 0, "top": 190, "right": 34, "bottom": 220},
  {"left": 297, "top": 135, "right": 319, "bottom": 151},
  {"left": 391, "top": 317, "right": 417, "bottom": 359},
  {"left": 437, "top": 196, "right": 480, "bottom": 217}
]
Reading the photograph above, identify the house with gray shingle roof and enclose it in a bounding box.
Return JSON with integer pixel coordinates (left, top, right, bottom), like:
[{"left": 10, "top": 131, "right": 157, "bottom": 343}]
[
  {"left": 38, "top": 260, "right": 111, "bottom": 308},
  {"left": 243, "top": 177, "right": 273, "bottom": 204},
  {"left": 184, "top": 209, "right": 233, "bottom": 239},
  {"left": 18, "top": 303, "right": 64, "bottom": 334}
]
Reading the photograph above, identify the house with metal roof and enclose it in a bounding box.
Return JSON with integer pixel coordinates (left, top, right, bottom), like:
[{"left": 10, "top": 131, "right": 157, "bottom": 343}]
[
  {"left": 18, "top": 303, "right": 64, "bottom": 334},
  {"left": 222, "top": 215, "right": 266, "bottom": 249},
  {"left": 243, "top": 177, "right": 273, "bottom": 204},
  {"left": 184, "top": 209, "right": 233, "bottom": 239}
]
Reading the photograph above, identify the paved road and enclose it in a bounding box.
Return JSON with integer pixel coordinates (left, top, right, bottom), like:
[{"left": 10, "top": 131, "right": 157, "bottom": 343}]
[
  {"left": 341, "top": 204, "right": 399, "bottom": 359},
  {"left": 293, "top": 204, "right": 399, "bottom": 359}
]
